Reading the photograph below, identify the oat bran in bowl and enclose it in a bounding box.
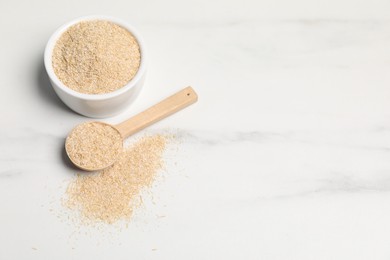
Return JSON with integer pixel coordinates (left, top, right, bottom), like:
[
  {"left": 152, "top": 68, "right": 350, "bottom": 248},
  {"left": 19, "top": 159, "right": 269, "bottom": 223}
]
[{"left": 44, "top": 15, "right": 147, "bottom": 118}]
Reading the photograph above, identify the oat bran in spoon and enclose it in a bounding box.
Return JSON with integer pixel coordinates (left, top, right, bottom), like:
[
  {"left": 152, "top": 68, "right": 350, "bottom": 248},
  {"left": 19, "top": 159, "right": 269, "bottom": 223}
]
[{"left": 65, "top": 87, "right": 197, "bottom": 171}]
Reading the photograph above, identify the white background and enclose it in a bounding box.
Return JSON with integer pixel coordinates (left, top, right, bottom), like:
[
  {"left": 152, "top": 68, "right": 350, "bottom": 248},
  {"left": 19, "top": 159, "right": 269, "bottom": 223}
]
[{"left": 1, "top": 0, "right": 390, "bottom": 259}]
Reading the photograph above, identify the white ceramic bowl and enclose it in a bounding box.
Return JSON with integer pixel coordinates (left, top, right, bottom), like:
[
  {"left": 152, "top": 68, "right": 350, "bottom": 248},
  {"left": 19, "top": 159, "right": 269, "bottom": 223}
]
[{"left": 44, "top": 15, "right": 146, "bottom": 118}]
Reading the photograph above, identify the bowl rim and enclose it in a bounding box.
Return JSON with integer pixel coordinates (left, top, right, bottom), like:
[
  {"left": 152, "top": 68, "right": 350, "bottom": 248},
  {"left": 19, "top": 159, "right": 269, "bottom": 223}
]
[{"left": 44, "top": 15, "right": 147, "bottom": 101}]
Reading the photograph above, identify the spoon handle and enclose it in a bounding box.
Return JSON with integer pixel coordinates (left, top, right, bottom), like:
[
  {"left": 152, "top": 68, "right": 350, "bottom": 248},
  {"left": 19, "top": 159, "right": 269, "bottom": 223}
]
[{"left": 115, "top": 86, "right": 198, "bottom": 138}]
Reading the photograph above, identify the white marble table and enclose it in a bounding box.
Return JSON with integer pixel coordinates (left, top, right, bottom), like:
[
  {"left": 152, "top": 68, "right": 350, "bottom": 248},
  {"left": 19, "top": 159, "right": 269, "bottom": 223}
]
[{"left": 1, "top": 0, "right": 390, "bottom": 259}]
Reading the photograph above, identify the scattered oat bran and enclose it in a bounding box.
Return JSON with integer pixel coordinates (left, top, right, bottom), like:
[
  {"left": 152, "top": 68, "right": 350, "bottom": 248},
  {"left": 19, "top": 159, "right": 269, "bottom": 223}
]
[
  {"left": 65, "top": 122, "right": 122, "bottom": 171},
  {"left": 65, "top": 135, "right": 167, "bottom": 224},
  {"left": 52, "top": 20, "right": 141, "bottom": 94}
]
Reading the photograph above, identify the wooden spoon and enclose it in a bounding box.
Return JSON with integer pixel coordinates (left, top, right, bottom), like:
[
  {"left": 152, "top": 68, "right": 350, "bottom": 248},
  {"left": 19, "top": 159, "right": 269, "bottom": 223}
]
[{"left": 65, "top": 86, "right": 198, "bottom": 171}]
